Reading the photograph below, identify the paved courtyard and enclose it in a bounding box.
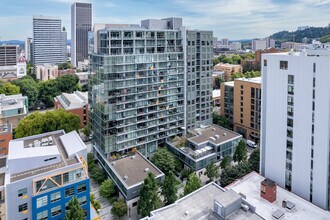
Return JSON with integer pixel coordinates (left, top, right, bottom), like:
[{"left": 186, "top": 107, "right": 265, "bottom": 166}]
[{"left": 90, "top": 179, "right": 114, "bottom": 220}]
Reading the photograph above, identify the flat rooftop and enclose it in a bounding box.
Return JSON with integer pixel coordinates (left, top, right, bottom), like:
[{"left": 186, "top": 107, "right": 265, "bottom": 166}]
[
  {"left": 8, "top": 130, "right": 85, "bottom": 182},
  {"left": 212, "top": 89, "right": 221, "bottom": 98},
  {"left": 0, "top": 94, "right": 27, "bottom": 113},
  {"left": 109, "top": 152, "right": 163, "bottom": 188},
  {"left": 0, "top": 124, "right": 11, "bottom": 134},
  {"left": 235, "top": 77, "right": 261, "bottom": 84},
  {"left": 189, "top": 125, "right": 241, "bottom": 145},
  {"left": 226, "top": 172, "right": 330, "bottom": 220},
  {"left": 224, "top": 81, "right": 234, "bottom": 87},
  {"left": 149, "top": 182, "right": 263, "bottom": 220}
]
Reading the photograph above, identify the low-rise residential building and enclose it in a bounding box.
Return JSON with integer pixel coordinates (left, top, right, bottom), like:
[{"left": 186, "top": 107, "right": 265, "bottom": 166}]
[
  {"left": 281, "top": 42, "right": 303, "bottom": 50},
  {"left": 93, "top": 149, "right": 164, "bottom": 218},
  {"left": 220, "top": 81, "right": 234, "bottom": 125},
  {"left": 0, "top": 94, "right": 28, "bottom": 128},
  {"left": 233, "top": 77, "right": 261, "bottom": 143},
  {"left": 75, "top": 72, "right": 90, "bottom": 87},
  {"left": 0, "top": 124, "right": 12, "bottom": 155},
  {"left": 147, "top": 182, "right": 264, "bottom": 220},
  {"left": 214, "top": 63, "right": 242, "bottom": 81},
  {"left": 167, "top": 125, "right": 241, "bottom": 172},
  {"left": 226, "top": 172, "right": 330, "bottom": 219},
  {"left": 54, "top": 91, "right": 88, "bottom": 127},
  {"left": 212, "top": 89, "right": 221, "bottom": 108},
  {"left": 5, "top": 130, "right": 90, "bottom": 220},
  {"left": 36, "top": 64, "right": 59, "bottom": 81}
]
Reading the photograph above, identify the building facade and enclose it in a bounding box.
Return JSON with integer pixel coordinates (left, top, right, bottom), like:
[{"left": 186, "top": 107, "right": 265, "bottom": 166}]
[
  {"left": 0, "top": 94, "right": 28, "bottom": 128},
  {"left": 36, "top": 64, "right": 59, "bottom": 81},
  {"left": 54, "top": 91, "right": 89, "bottom": 127},
  {"left": 252, "top": 39, "right": 267, "bottom": 51},
  {"left": 89, "top": 17, "right": 213, "bottom": 158},
  {"left": 261, "top": 50, "right": 330, "bottom": 210},
  {"left": 0, "top": 45, "right": 18, "bottom": 66},
  {"left": 0, "top": 124, "right": 12, "bottom": 155},
  {"left": 32, "top": 16, "right": 67, "bottom": 66},
  {"left": 25, "top": 37, "right": 33, "bottom": 62},
  {"left": 220, "top": 81, "right": 234, "bottom": 126},
  {"left": 71, "top": 2, "right": 92, "bottom": 67},
  {"left": 214, "top": 63, "right": 242, "bottom": 81},
  {"left": 5, "top": 130, "right": 90, "bottom": 220},
  {"left": 233, "top": 77, "right": 261, "bottom": 143}
]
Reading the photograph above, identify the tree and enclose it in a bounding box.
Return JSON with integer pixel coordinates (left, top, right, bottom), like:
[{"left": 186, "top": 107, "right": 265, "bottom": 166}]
[
  {"left": 204, "top": 161, "right": 220, "bottom": 181},
  {"left": 99, "top": 179, "right": 116, "bottom": 201},
  {"left": 151, "top": 148, "right": 176, "bottom": 175},
  {"left": 184, "top": 173, "right": 202, "bottom": 196},
  {"left": 12, "top": 77, "right": 39, "bottom": 109},
  {"left": 90, "top": 194, "right": 101, "bottom": 213},
  {"left": 0, "top": 81, "right": 20, "bottom": 95},
  {"left": 37, "top": 79, "right": 61, "bottom": 107},
  {"left": 233, "top": 140, "right": 248, "bottom": 163},
  {"left": 214, "top": 76, "right": 224, "bottom": 89},
  {"left": 65, "top": 197, "right": 85, "bottom": 220},
  {"left": 90, "top": 165, "right": 106, "bottom": 184},
  {"left": 111, "top": 199, "right": 128, "bottom": 219},
  {"left": 212, "top": 113, "right": 230, "bottom": 129},
  {"left": 56, "top": 74, "right": 80, "bottom": 93},
  {"left": 137, "top": 172, "right": 161, "bottom": 217},
  {"left": 248, "top": 148, "right": 260, "bottom": 172},
  {"left": 220, "top": 155, "right": 231, "bottom": 169},
  {"left": 58, "top": 62, "right": 74, "bottom": 70},
  {"left": 220, "top": 161, "right": 251, "bottom": 187},
  {"left": 15, "top": 109, "right": 80, "bottom": 138},
  {"left": 161, "top": 171, "right": 178, "bottom": 205}
]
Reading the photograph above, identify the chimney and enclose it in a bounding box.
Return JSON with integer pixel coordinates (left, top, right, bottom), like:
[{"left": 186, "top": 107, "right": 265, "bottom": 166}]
[{"left": 260, "top": 178, "right": 277, "bottom": 203}]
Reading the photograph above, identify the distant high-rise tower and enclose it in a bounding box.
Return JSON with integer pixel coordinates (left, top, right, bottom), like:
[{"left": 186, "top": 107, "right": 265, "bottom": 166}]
[
  {"left": 25, "top": 37, "right": 33, "bottom": 62},
  {"left": 71, "top": 2, "right": 92, "bottom": 67},
  {"left": 32, "top": 16, "right": 67, "bottom": 66}
]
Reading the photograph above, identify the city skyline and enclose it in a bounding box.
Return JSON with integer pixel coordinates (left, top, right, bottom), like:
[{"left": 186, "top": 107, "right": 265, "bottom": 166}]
[{"left": 0, "top": 0, "right": 329, "bottom": 41}]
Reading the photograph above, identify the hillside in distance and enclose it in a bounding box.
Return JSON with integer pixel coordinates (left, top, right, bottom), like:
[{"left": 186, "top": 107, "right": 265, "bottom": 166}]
[{"left": 270, "top": 25, "right": 330, "bottom": 43}]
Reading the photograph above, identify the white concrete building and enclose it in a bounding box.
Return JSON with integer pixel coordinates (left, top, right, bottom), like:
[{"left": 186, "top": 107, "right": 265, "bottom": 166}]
[
  {"left": 252, "top": 39, "right": 267, "bottom": 51},
  {"left": 261, "top": 50, "right": 330, "bottom": 210},
  {"left": 36, "top": 64, "right": 58, "bottom": 81}
]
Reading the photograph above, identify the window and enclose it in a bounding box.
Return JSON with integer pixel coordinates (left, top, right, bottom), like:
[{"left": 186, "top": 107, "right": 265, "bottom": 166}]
[
  {"left": 288, "top": 85, "right": 294, "bottom": 95},
  {"left": 77, "top": 183, "right": 86, "bottom": 193},
  {"left": 65, "top": 187, "right": 74, "bottom": 198},
  {"left": 287, "top": 129, "right": 293, "bottom": 138},
  {"left": 287, "top": 140, "right": 293, "bottom": 150},
  {"left": 37, "top": 195, "right": 48, "bottom": 208},
  {"left": 51, "top": 191, "right": 61, "bottom": 203},
  {"left": 313, "top": 63, "right": 316, "bottom": 73},
  {"left": 240, "top": 90, "right": 243, "bottom": 95},
  {"left": 280, "top": 60, "right": 288, "bottom": 70},
  {"left": 78, "top": 196, "right": 87, "bottom": 205},
  {"left": 263, "top": 59, "right": 267, "bottom": 66},
  {"left": 37, "top": 210, "right": 48, "bottom": 220},
  {"left": 18, "top": 203, "right": 28, "bottom": 212},
  {"left": 287, "top": 118, "right": 293, "bottom": 127},
  {"left": 287, "top": 107, "right": 293, "bottom": 116},
  {"left": 18, "top": 188, "right": 27, "bottom": 197},
  {"left": 288, "top": 75, "right": 294, "bottom": 84},
  {"left": 51, "top": 205, "right": 61, "bottom": 217},
  {"left": 287, "top": 96, "right": 294, "bottom": 106}
]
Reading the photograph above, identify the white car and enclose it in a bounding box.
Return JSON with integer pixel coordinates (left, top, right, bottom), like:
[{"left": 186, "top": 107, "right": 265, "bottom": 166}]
[{"left": 246, "top": 140, "right": 257, "bottom": 148}]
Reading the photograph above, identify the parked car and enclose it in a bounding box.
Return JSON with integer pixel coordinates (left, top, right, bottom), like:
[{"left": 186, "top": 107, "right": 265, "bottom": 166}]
[{"left": 246, "top": 140, "right": 257, "bottom": 148}]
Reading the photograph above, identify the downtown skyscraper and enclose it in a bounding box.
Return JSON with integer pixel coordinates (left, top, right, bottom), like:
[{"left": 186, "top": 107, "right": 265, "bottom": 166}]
[
  {"left": 89, "top": 18, "right": 213, "bottom": 159},
  {"left": 71, "top": 2, "right": 92, "bottom": 67},
  {"left": 32, "top": 16, "right": 67, "bottom": 66}
]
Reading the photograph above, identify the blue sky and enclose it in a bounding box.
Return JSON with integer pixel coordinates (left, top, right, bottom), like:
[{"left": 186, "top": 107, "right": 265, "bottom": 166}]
[{"left": 0, "top": 0, "right": 329, "bottom": 41}]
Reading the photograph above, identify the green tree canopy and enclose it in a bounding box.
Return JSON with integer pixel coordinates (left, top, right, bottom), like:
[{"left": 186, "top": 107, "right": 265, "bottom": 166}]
[
  {"left": 151, "top": 148, "right": 176, "bottom": 175},
  {"left": 204, "top": 161, "right": 220, "bottom": 181},
  {"left": 137, "top": 172, "right": 161, "bottom": 217},
  {"left": 15, "top": 109, "right": 80, "bottom": 138},
  {"left": 0, "top": 80, "right": 20, "bottom": 95},
  {"left": 65, "top": 197, "right": 85, "bottom": 220},
  {"left": 99, "top": 179, "right": 117, "bottom": 201},
  {"left": 111, "top": 199, "right": 128, "bottom": 219},
  {"left": 220, "top": 161, "right": 251, "bottom": 187},
  {"left": 220, "top": 155, "right": 231, "bottom": 169},
  {"left": 58, "top": 62, "right": 74, "bottom": 70},
  {"left": 12, "top": 77, "right": 38, "bottom": 108},
  {"left": 212, "top": 113, "right": 230, "bottom": 129},
  {"left": 248, "top": 148, "right": 260, "bottom": 172},
  {"left": 161, "top": 171, "right": 178, "bottom": 205},
  {"left": 37, "top": 79, "right": 61, "bottom": 107},
  {"left": 214, "top": 76, "right": 224, "bottom": 89},
  {"left": 184, "top": 173, "right": 202, "bottom": 196},
  {"left": 233, "top": 140, "right": 248, "bottom": 163},
  {"left": 56, "top": 74, "right": 80, "bottom": 93}
]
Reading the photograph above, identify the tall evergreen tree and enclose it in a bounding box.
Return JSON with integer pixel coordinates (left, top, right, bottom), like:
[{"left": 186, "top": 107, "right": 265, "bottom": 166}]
[
  {"left": 161, "top": 171, "right": 178, "bottom": 205},
  {"left": 184, "top": 173, "right": 202, "bottom": 196},
  {"left": 233, "top": 140, "right": 248, "bottom": 163},
  {"left": 137, "top": 172, "right": 161, "bottom": 217},
  {"left": 204, "top": 161, "right": 220, "bottom": 181},
  {"left": 65, "top": 197, "right": 85, "bottom": 220}
]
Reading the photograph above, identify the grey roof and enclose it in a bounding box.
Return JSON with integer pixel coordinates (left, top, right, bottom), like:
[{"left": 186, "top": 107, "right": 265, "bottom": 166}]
[
  {"left": 55, "top": 91, "right": 88, "bottom": 110},
  {"left": 189, "top": 125, "right": 242, "bottom": 146},
  {"left": 149, "top": 182, "right": 263, "bottom": 220},
  {"left": 110, "top": 152, "right": 163, "bottom": 188},
  {"left": 272, "top": 209, "right": 284, "bottom": 219},
  {"left": 60, "top": 131, "right": 86, "bottom": 157}
]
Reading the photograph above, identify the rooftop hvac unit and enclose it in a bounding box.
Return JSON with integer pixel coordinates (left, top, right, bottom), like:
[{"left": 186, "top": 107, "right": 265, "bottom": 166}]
[
  {"left": 223, "top": 133, "right": 227, "bottom": 136},
  {"left": 241, "top": 204, "right": 249, "bottom": 212},
  {"left": 144, "top": 168, "right": 150, "bottom": 172},
  {"left": 124, "top": 175, "right": 128, "bottom": 180},
  {"left": 215, "top": 135, "right": 220, "bottom": 139}
]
